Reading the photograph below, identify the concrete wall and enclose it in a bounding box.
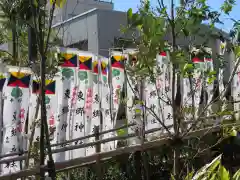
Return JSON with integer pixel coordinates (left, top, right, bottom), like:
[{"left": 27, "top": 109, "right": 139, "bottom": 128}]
[
  {"left": 97, "top": 10, "right": 128, "bottom": 57},
  {"left": 50, "top": 0, "right": 113, "bottom": 25},
  {"left": 53, "top": 9, "right": 128, "bottom": 56},
  {"left": 53, "top": 9, "right": 99, "bottom": 54}
]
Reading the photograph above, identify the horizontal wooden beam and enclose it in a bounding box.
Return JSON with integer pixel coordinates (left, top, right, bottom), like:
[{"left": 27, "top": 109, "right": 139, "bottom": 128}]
[
  {"left": 0, "top": 123, "right": 136, "bottom": 159},
  {"left": 1, "top": 122, "right": 240, "bottom": 180}
]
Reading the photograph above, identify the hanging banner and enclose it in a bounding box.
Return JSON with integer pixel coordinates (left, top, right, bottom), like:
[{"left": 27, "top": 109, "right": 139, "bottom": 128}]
[
  {"left": 86, "top": 55, "right": 100, "bottom": 156},
  {"left": 218, "top": 40, "right": 231, "bottom": 121},
  {"left": 100, "top": 57, "right": 115, "bottom": 152},
  {"left": 156, "top": 51, "right": 174, "bottom": 133},
  {"left": 144, "top": 56, "right": 162, "bottom": 140},
  {"left": 1, "top": 67, "right": 31, "bottom": 174},
  {"left": 190, "top": 48, "right": 204, "bottom": 118},
  {"left": 204, "top": 48, "right": 217, "bottom": 120},
  {"left": 71, "top": 51, "right": 93, "bottom": 158},
  {"left": 54, "top": 48, "right": 78, "bottom": 162},
  {"left": 182, "top": 64, "right": 193, "bottom": 122},
  {"left": 123, "top": 51, "right": 142, "bottom": 145},
  {"left": 204, "top": 48, "right": 214, "bottom": 104},
  {"left": 28, "top": 78, "right": 57, "bottom": 143},
  {"left": 110, "top": 51, "right": 126, "bottom": 148},
  {"left": 218, "top": 40, "right": 226, "bottom": 94}
]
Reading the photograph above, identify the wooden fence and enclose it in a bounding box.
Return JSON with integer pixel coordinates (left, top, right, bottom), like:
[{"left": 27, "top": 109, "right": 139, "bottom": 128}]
[{"left": 0, "top": 115, "right": 239, "bottom": 179}]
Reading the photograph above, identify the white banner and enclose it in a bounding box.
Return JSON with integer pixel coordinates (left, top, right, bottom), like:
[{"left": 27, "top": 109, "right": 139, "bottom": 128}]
[
  {"left": 1, "top": 68, "right": 31, "bottom": 174},
  {"left": 54, "top": 49, "right": 78, "bottom": 162}
]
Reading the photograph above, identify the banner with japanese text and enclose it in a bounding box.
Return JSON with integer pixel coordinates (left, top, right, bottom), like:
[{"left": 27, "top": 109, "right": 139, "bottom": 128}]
[
  {"left": 144, "top": 57, "right": 162, "bottom": 140},
  {"left": 1, "top": 67, "right": 31, "bottom": 174},
  {"left": 71, "top": 51, "right": 93, "bottom": 158},
  {"left": 156, "top": 52, "right": 174, "bottom": 133},
  {"left": 191, "top": 48, "right": 204, "bottom": 119},
  {"left": 85, "top": 55, "right": 100, "bottom": 156},
  {"left": 100, "top": 57, "right": 115, "bottom": 152},
  {"left": 110, "top": 51, "right": 125, "bottom": 148},
  {"left": 54, "top": 48, "right": 78, "bottom": 162}
]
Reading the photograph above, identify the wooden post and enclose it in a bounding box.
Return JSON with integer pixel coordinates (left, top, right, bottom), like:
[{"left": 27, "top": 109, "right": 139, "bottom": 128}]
[
  {"left": 140, "top": 79, "right": 149, "bottom": 180},
  {"left": 94, "top": 125, "right": 102, "bottom": 179}
]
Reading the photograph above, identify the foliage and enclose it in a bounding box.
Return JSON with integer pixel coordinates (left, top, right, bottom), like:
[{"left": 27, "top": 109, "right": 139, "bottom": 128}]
[
  {"left": 189, "top": 153, "right": 240, "bottom": 180},
  {"left": 1, "top": 0, "right": 240, "bottom": 179},
  {"left": 0, "top": 0, "right": 62, "bottom": 74},
  {"left": 120, "top": 0, "right": 240, "bottom": 179}
]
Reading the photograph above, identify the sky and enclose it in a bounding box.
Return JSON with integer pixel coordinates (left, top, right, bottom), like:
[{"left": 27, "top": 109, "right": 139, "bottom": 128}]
[{"left": 113, "top": 0, "right": 240, "bottom": 32}]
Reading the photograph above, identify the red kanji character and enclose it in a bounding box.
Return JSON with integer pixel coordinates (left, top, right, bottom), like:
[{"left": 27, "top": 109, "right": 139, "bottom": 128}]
[
  {"left": 238, "top": 72, "right": 240, "bottom": 84},
  {"left": 19, "top": 109, "right": 25, "bottom": 119},
  {"left": 16, "top": 123, "right": 23, "bottom": 132},
  {"left": 196, "top": 78, "right": 201, "bottom": 88},
  {"left": 49, "top": 114, "right": 54, "bottom": 126}
]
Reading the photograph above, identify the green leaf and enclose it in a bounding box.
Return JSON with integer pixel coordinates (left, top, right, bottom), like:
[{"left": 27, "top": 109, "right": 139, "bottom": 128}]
[
  {"left": 234, "top": 46, "right": 240, "bottom": 58},
  {"left": 116, "top": 129, "right": 126, "bottom": 136},
  {"left": 230, "top": 129, "right": 237, "bottom": 137},
  {"left": 209, "top": 173, "right": 217, "bottom": 180},
  {"left": 184, "top": 63, "right": 194, "bottom": 71},
  {"left": 207, "top": 76, "right": 216, "bottom": 84},
  {"left": 185, "top": 171, "right": 194, "bottom": 180},
  {"left": 127, "top": 8, "right": 133, "bottom": 20},
  {"left": 219, "top": 165, "right": 230, "bottom": 180},
  {"left": 207, "top": 159, "right": 220, "bottom": 178},
  {"left": 233, "top": 169, "right": 240, "bottom": 180},
  {"left": 221, "top": 1, "right": 234, "bottom": 15},
  {"left": 171, "top": 174, "right": 176, "bottom": 180}
]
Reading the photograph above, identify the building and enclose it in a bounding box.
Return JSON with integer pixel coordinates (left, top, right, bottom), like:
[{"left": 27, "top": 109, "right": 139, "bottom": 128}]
[
  {"left": 52, "top": 0, "right": 232, "bottom": 61},
  {"left": 52, "top": 8, "right": 129, "bottom": 57},
  {"left": 51, "top": 0, "right": 114, "bottom": 24}
]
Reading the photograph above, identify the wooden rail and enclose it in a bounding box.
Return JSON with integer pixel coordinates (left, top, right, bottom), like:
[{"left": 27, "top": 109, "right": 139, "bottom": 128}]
[
  {"left": 0, "top": 123, "right": 136, "bottom": 159},
  {"left": 0, "top": 121, "right": 240, "bottom": 180}
]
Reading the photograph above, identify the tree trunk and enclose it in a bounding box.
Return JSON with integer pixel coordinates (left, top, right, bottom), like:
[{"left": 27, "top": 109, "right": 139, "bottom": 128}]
[
  {"left": 170, "top": 0, "right": 181, "bottom": 177},
  {"left": 12, "top": 18, "right": 17, "bottom": 64},
  {"left": 134, "top": 151, "right": 142, "bottom": 180}
]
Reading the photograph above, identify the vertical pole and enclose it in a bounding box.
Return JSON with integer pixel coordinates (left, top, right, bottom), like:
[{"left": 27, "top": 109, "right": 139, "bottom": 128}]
[
  {"left": 0, "top": 89, "right": 2, "bottom": 174},
  {"left": 108, "top": 49, "right": 114, "bottom": 124},
  {"left": 28, "top": 27, "right": 37, "bottom": 64},
  {"left": 140, "top": 78, "right": 149, "bottom": 180},
  {"left": 39, "top": 57, "right": 46, "bottom": 180},
  {"left": 94, "top": 125, "right": 102, "bottom": 180}
]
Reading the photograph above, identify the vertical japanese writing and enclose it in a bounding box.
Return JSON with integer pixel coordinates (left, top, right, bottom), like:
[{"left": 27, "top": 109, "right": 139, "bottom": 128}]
[
  {"left": 62, "top": 106, "right": 69, "bottom": 114},
  {"left": 64, "top": 89, "right": 70, "bottom": 99},
  {"left": 94, "top": 94, "right": 99, "bottom": 103},
  {"left": 74, "top": 122, "right": 84, "bottom": 132},
  {"left": 150, "top": 91, "right": 156, "bottom": 98},
  {"left": 77, "top": 91, "right": 84, "bottom": 101},
  {"left": 12, "top": 111, "right": 17, "bottom": 122},
  {"left": 61, "top": 123, "right": 68, "bottom": 132},
  {"left": 105, "top": 94, "right": 109, "bottom": 104},
  {"left": 76, "top": 107, "right": 84, "bottom": 116},
  {"left": 19, "top": 108, "right": 25, "bottom": 123},
  {"left": 5, "top": 137, "right": 9, "bottom": 143},
  {"left": 113, "top": 85, "right": 121, "bottom": 104},
  {"left": 92, "top": 110, "right": 100, "bottom": 118},
  {"left": 71, "top": 86, "right": 77, "bottom": 105},
  {"left": 11, "top": 128, "right": 17, "bottom": 137},
  {"left": 10, "top": 145, "right": 17, "bottom": 152},
  {"left": 85, "top": 88, "right": 93, "bottom": 116},
  {"left": 166, "top": 113, "right": 172, "bottom": 120}
]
